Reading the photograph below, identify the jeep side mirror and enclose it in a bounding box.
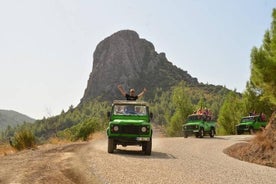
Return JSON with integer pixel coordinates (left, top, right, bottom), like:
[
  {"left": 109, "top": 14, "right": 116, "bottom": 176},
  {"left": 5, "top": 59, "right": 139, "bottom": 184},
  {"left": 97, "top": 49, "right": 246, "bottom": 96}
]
[
  {"left": 150, "top": 112, "right": 153, "bottom": 120},
  {"left": 107, "top": 111, "right": 111, "bottom": 118},
  {"left": 202, "top": 114, "right": 207, "bottom": 121}
]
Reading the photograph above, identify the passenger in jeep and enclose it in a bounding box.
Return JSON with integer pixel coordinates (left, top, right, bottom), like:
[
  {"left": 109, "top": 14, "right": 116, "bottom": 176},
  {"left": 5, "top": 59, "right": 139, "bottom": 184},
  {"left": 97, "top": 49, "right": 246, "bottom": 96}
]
[
  {"left": 117, "top": 84, "right": 147, "bottom": 101},
  {"left": 260, "top": 112, "right": 266, "bottom": 121}
]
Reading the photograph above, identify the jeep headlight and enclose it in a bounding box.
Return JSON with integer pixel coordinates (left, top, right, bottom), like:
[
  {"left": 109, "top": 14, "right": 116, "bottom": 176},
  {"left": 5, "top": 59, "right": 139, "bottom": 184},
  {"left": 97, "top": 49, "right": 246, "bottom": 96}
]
[
  {"left": 141, "top": 126, "right": 147, "bottom": 133},
  {"left": 113, "top": 125, "right": 119, "bottom": 132}
]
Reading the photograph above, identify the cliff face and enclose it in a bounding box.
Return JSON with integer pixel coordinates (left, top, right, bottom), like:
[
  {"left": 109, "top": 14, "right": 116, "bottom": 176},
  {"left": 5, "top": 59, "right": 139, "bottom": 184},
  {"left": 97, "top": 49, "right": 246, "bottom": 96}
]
[{"left": 81, "top": 30, "right": 198, "bottom": 102}]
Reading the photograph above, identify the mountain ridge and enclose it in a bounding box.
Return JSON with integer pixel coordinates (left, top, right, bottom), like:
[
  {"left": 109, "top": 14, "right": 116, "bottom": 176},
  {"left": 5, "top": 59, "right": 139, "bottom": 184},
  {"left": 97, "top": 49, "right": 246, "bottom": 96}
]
[{"left": 0, "top": 109, "right": 35, "bottom": 130}]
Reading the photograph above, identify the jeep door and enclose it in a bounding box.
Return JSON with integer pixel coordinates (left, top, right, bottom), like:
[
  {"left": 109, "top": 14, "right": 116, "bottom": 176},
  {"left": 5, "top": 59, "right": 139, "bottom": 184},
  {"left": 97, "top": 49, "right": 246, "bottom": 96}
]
[{"left": 203, "top": 119, "right": 211, "bottom": 131}]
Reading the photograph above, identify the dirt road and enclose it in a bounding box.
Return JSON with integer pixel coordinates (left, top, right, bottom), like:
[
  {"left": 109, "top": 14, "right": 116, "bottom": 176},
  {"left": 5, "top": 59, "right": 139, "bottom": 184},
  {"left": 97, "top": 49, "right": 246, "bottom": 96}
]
[{"left": 0, "top": 134, "right": 275, "bottom": 184}]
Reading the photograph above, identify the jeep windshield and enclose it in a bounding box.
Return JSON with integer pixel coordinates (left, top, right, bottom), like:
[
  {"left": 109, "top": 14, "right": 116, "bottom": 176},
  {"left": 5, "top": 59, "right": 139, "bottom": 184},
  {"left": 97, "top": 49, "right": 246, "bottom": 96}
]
[
  {"left": 187, "top": 114, "right": 213, "bottom": 122},
  {"left": 113, "top": 104, "right": 147, "bottom": 116},
  {"left": 187, "top": 115, "right": 202, "bottom": 121},
  {"left": 241, "top": 116, "right": 258, "bottom": 123}
]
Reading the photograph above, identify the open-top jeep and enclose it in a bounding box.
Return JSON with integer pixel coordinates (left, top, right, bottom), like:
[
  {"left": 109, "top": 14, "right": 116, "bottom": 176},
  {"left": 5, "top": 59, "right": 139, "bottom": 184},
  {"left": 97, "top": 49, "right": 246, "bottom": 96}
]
[
  {"left": 236, "top": 115, "right": 267, "bottom": 135},
  {"left": 107, "top": 100, "right": 153, "bottom": 155},
  {"left": 182, "top": 114, "right": 216, "bottom": 138}
]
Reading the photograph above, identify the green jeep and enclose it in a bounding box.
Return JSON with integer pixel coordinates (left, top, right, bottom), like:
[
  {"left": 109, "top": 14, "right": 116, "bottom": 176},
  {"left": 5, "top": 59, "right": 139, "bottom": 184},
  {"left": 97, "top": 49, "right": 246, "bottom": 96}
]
[
  {"left": 236, "top": 115, "right": 267, "bottom": 135},
  {"left": 107, "top": 100, "right": 153, "bottom": 155},
  {"left": 182, "top": 114, "right": 216, "bottom": 138}
]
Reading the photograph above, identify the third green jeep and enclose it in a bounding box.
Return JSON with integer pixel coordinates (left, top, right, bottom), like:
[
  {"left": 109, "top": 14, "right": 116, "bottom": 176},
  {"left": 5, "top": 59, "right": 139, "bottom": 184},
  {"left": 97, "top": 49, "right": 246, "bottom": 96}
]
[
  {"left": 182, "top": 114, "right": 216, "bottom": 138},
  {"left": 236, "top": 115, "right": 267, "bottom": 135},
  {"left": 107, "top": 100, "right": 153, "bottom": 155}
]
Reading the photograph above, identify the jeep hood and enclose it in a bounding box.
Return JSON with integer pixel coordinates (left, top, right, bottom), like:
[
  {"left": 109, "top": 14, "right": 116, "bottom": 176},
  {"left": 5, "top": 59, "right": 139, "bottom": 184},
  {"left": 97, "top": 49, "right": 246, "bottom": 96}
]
[
  {"left": 112, "top": 119, "right": 148, "bottom": 125},
  {"left": 183, "top": 122, "right": 201, "bottom": 126},
  {"left": 237, "top": 122, "right": 252, "bottom": 126}
]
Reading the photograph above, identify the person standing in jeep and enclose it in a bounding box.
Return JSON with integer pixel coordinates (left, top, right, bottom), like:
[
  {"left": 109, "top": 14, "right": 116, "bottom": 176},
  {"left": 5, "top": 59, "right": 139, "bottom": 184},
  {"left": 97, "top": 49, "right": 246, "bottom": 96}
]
[{"left": 117, "top": 84, "right": 147, "bottom": 100}]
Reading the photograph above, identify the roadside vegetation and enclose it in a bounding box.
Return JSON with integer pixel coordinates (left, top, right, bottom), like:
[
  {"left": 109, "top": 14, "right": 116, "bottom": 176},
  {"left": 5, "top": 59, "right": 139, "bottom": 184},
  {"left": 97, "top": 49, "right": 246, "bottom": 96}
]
[{"left": 0, "top": 99, "right": 110, "bottom": 150}]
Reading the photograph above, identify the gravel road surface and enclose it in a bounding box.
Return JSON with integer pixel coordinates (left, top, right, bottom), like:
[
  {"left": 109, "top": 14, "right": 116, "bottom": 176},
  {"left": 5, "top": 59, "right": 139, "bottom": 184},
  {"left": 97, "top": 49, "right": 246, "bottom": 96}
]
[
  {"left": 77, "top": 134, "right": 276, "bottom": 184},
  {"left": 0, "top": 134, "right": 275, "bottom": 184}
]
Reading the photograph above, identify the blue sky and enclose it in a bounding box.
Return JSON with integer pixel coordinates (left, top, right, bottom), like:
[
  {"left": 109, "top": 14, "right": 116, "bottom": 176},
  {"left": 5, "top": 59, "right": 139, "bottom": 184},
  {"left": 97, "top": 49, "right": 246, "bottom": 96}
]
[{"left": 0, "top": 0, "right": 275, "bottom": 119}]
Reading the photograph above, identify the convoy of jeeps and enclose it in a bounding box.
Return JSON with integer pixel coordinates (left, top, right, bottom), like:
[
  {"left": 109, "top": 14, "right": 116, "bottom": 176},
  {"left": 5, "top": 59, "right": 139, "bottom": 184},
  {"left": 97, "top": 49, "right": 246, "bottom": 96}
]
[
  {"left": 106, "top": 99, "right": 268, "bottom": 155},
  {"left": 181, "top": 112, "right": 267, "bottom": 138}
]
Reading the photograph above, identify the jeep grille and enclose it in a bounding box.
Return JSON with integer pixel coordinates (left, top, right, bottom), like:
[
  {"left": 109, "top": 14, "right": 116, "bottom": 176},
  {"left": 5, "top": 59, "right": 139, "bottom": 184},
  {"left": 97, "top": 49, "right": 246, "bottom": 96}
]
[
  {"left": 186, "top": 125, "right": 198, "bottom": 130},
  {"left": 121, "top": 125, "right": 140, "bottom": 134},
  {"left": 111, "top": 124, "right": 149, "bottom": 134},
  {"left": 237, "top": 125, "right": 247, "bottom": 130}
]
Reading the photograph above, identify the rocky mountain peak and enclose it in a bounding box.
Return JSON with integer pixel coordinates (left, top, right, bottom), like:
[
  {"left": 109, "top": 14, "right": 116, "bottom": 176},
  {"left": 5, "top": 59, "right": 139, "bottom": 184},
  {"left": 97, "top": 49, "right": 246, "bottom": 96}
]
[{"left": 81, "top": 30, "right": 198, "bottom": 102}]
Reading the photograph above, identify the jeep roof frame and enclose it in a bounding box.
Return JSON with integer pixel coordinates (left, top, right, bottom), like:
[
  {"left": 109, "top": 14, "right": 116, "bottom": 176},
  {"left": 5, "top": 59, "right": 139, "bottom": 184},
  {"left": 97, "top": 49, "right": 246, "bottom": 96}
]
[{"left": 112, "top": 100, "right": 149, "bottom": 106}]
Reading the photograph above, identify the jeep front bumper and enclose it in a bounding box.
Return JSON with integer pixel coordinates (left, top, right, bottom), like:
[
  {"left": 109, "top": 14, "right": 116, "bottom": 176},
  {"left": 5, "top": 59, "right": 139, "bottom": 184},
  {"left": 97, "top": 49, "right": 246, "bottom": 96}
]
[{"left": 136, "top": 137, "right": 151, "bottom": 141}]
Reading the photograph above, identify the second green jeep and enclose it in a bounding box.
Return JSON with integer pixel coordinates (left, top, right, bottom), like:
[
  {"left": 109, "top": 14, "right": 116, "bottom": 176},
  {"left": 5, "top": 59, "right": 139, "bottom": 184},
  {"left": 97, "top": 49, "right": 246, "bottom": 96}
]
[
  {"left": 107, "top": 100, "right": 153, "bottom": 155},
  {"left": 182, "top": 114, "right": 216, "bottom": 138},
  {"left": 236, "top": 115, "right": 267, "bottom": 135}
]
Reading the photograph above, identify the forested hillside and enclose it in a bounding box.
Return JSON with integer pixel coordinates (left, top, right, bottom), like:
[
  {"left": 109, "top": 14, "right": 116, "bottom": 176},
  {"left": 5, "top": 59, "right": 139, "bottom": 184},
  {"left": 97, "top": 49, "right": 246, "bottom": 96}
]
[{"left": 2, "top": 82, "right": 230, "bottom": 142}]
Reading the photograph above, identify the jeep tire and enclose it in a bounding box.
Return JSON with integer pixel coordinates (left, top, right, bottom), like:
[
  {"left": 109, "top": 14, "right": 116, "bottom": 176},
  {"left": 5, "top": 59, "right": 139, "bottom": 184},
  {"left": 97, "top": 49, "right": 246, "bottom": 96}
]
[
  {"left": 199, "top": 128, "right": 204, "bottom": 138},
  {"left": 249, "top": 127, "right": 254, "bottom": 135},
  {"left": 209, "top": 128, "right": 215, "bottom": 138},
  {"left": 143, "top": 139, "right": 152, "bottom": 155},
  {"left": 108, "top": 138, "right": 115, "bottom": 153}
]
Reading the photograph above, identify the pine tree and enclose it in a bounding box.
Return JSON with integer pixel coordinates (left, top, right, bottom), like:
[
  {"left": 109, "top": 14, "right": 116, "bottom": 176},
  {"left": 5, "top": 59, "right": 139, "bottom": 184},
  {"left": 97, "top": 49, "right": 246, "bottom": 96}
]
[
  {"left": 250, "top": 9, "right": 276, "bottom": 108},
  {"left": 167, "top": 81, "right": 193, "bottom": 136},
  {"left": 218, "top": 91, "right": 244, "bottom": 135}
]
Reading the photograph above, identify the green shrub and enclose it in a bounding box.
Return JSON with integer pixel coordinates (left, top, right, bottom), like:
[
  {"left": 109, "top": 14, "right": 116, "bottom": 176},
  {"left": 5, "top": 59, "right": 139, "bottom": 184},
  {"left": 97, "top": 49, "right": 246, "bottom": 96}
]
[
  {"left": 13, "top": 129, "right": 36, "bottom": 150},
  {"left": 74, "top": 118, "right": 97, "bottom": 141},
  {"left": 58, "top": 117, "right": 102, "bottom": 141}
]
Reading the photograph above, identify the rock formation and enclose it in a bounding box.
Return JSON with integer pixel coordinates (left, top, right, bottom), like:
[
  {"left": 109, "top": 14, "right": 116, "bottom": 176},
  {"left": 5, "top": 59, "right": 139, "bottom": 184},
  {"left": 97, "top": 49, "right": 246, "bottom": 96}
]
[{"left": 81, "top": 30, "right": 198, "bottom": 102}]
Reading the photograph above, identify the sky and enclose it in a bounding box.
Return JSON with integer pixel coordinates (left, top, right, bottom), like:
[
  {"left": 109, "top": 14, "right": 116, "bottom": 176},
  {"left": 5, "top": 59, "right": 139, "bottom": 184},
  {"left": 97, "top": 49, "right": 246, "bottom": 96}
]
[{"left": 0, "top": 0, "right": 275, "bottom": 119}]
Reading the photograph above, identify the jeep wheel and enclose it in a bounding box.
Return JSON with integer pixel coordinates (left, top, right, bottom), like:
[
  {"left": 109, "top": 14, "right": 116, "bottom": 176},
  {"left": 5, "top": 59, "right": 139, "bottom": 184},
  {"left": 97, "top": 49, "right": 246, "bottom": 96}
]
[
  {"left": 144, "top": 139, "right": 152, "bottom": 155},
  {"left": 249, "top": 127, "right": 254, "bottom": 135},
  {"left": 184, "top": 132, "right": 188, "bottom": 138},
  {"left": 199, "top": 128, "right": 204, "bottom": 138},
  {"left": 209, "top": 128, "right": 215, "bottom": 138},
  {"left": 108, "top": 138, "right": 115, "bottom": 153}
]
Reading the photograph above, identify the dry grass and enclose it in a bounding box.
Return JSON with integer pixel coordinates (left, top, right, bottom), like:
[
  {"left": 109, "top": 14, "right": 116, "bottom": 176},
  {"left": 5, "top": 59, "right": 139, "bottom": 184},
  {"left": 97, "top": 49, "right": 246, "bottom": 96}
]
[
  {"left": 0, "top": 144, "right": 17, "bottom": 156},
  {"left": 224, "top": 112, "right": 276, "bottom": 168},
  {"left": 46, "top": 132, "right": 105, "bottom": 146},
  {"left": 88, "top": 131, "right": 106, "bottom": 140},
  {"left": 48, "top": 137, "right": 72, "bottom": 145}
]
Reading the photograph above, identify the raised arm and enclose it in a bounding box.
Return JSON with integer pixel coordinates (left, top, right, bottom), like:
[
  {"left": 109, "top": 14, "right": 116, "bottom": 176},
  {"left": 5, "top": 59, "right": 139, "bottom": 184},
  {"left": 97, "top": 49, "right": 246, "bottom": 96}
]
[
  {"left": 117, "top": 84, "right": 126, "bottom": 97},
  {"left": 137, "top": 88, "right": 147, "bottom": 98}
]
